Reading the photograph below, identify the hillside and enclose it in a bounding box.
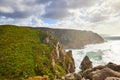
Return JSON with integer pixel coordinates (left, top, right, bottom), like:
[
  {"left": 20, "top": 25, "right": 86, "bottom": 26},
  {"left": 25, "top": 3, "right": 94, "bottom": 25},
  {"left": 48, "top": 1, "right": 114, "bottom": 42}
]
[
  {"left": 37, "top": 28, "right": 104, "bottom": 49},
  {"left": 0, "top": 25, "right": 75, "bottom": 80}
]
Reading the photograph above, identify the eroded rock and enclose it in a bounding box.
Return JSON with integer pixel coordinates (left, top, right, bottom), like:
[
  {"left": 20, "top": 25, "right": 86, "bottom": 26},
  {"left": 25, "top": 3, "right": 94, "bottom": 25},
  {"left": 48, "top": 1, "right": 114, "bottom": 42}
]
[
  {"left": 105, "top": 77, "right": 120, "bottom": 80},
  {"left": 80, "top": 56, "right": 92, "bottom": 71},
  {"left": 106, "top": 62, "right": 120, "bottom": 72}
]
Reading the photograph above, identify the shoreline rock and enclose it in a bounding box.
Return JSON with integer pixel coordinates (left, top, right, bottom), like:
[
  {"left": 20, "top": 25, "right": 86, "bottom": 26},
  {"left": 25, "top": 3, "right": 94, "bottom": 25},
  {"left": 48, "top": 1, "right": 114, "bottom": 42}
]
[
  {"left": 77, "top": 56, "right": 120, "bottom": 80},
  {"left": 80, "top": 56, "right": 92, "bottom": 72}
]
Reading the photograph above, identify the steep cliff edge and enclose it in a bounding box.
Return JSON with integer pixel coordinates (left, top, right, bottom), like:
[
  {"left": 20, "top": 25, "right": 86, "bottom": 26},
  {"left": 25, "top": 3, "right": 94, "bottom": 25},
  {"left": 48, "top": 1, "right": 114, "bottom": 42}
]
[
  {"left": 37, "top": 28, "right": 104, "bottom": 49},
  {"left": 0, "top": 25, "right": 75, "bottom": 80}
]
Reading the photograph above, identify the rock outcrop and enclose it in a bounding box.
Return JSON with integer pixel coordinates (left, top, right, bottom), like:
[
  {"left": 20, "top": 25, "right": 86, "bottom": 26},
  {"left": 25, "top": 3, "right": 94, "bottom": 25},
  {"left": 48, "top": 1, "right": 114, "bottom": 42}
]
[
  {"left": 78, "top": 57, "right": 120, "bottom": 80},
  {"left": 106, "top": 62, "right": 120, "bottom": 72},
  {"left": 80, "top": 56, "right": 92, "bottom": 71},
  {"left": 66, "top": 50, "right": 75, "bottom": 73},
  {"left": 105, "top": 77, "right": 120, "bottom": 80},
  {"left": 51, "top": 41, "right": 75, "bottom": 79},
  {"left": 36, "top": 28, "right": 104, "bottom": 49},
  {"left": 89, "top": 67, "right": 120, "bottom": 80}
]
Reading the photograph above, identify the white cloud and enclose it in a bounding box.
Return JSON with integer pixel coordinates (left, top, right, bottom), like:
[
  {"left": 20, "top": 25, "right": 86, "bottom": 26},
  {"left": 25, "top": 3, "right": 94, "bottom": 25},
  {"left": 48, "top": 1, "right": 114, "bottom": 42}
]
[
  {"left": 0, "top": 6, "right": 14, "bottom": 13},
  {"left": 0, "top": 0, "right": 120, "bottom": 34}
]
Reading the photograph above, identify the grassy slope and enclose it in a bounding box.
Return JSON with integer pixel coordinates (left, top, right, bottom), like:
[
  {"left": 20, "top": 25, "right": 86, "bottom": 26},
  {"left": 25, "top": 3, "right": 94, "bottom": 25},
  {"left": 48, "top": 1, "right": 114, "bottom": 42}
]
[{"left": 0, "top": 25, "right": 58, "bottom": 79}]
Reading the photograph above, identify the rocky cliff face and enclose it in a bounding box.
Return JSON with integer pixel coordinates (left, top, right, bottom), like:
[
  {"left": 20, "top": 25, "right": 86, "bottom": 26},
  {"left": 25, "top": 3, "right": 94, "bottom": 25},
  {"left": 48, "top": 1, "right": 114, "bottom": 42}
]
[
  {"left": 0, "top": 25, "right": 75, "bottom": 80},
  {"left": 37, "top": 28, "right": 104, "bottom": 49},
  {"left": 50, "top": 41, "right": 75, "bottom": 79}
]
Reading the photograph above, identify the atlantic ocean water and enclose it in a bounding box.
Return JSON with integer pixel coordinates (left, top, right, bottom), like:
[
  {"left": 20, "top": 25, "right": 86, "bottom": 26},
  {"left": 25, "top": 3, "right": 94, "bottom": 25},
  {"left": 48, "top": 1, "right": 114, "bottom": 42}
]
[{"left": 66, "top": 35, "right": 120, "bottom": 72}]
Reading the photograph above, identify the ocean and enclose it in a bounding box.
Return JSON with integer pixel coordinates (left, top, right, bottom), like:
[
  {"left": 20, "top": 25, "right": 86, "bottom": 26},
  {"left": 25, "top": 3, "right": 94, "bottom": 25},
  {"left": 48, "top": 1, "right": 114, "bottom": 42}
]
[{"left": 66, "top": 35, "right": 120, "bottom": 72}]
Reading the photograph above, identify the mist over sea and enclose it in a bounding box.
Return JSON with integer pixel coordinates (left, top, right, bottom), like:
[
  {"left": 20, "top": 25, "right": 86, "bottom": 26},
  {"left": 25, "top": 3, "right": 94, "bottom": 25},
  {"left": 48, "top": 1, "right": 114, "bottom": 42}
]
[{"left": 67, "top": 35, "right": 120, "bottom": 72}]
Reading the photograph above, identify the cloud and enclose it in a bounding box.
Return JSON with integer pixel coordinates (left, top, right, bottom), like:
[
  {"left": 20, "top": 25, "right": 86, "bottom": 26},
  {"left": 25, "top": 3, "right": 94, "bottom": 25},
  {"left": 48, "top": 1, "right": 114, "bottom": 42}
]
[
  {"left": 104, "top": 0, "right": 120, "bottom": 13},
  {"left": 0, "top": 6, "right": 14, "bottom": 13},
  {"left": 42, "top": 0, "right": 98, "bottom": 19},
  {"left": 0, "top": 0, "right": 45, "bottom": 18},
  {"left": 0, "top": 0, "right": 99, "bottom": 19},
  {"left": 67, "top": 0, "right": 98, "bottom": 8},
  {"left": 79, "top": 0, "right": 120, "bottom": 23},
  {"left": 0, "top": 11, "right": 33, "bottom": 18},
  {"left": 0, "top": 16, "right": 48, "bottom": 27},
  {"left": 42, "top": 0, "right": 72, "bottom": 19},
  {"left": 0, "top": 0, "right": 120, "bottom": 34},
  {"left": 86, "top": 11, "right": 109, "bottom": 23}
]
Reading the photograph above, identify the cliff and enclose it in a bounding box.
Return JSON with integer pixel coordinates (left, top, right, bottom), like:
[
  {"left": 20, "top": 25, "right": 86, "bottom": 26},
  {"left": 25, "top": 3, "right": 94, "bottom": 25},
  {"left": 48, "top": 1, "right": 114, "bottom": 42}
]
[
  {"left": 0, "top": 25, "right": 75, "bottom": 80},
  {"left": 37, "top": 28, "right": 104, "bottom": 49}
]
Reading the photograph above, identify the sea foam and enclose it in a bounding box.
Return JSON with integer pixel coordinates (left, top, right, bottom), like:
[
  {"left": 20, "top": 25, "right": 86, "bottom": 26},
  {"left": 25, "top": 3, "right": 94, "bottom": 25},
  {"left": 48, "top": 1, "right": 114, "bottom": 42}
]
[{"left": 67, "top": 40, "right": 120, "bottom": 72}]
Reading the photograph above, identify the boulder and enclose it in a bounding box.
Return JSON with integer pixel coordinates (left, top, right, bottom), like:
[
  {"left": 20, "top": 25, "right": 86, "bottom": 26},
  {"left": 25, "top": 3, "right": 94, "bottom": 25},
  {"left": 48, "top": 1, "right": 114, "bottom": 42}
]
[
  {"left": 73, "top": 73, "right": 82, "bottom": 80},
  {"left": 105, "top": 77, "right": 120, "bottom": 80},
  {"left": 81, "top": 63, "right": 120, "bottom": 80},
  {"left": 79, "top": 60, "right": 120, "bottom": 80},
  {"left": 64, "top": 73, "right": 75, "bottom": 80},
  {"left": 82, "top": 65, "right": 106, "bottom": 79},
  {"left": 106, "top": 62, "right": 120, "bottom": 72},
  {"left": 80, "top": 56, "right": 92, "bottom": 71},
  {"left": 90, "top": 68, "right": 120, "bottom": 80}
]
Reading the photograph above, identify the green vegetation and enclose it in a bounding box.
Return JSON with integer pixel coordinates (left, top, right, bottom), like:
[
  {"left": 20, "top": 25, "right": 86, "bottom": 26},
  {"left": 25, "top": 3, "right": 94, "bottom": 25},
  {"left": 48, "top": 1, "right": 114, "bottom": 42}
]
[
  {"left": 54, "top": 61, "right": 66, "bottom": 77},
  {"left": 0, "top": 25, "right": 61, "bottom": 80}
]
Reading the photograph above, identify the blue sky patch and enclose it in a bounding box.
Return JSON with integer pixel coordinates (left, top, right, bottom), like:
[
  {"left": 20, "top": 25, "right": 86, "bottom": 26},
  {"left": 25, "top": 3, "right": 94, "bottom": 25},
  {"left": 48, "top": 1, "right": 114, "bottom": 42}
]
[{"left": 42, "top": 18, "right": 58, "bottom": 24}]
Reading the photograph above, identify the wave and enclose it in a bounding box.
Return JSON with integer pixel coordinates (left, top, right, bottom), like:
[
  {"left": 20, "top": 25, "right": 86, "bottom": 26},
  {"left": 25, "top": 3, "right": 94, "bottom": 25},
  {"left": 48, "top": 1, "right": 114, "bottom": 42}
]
[{"left": 67, "top": 40, "right": 120, "bottom": 72}]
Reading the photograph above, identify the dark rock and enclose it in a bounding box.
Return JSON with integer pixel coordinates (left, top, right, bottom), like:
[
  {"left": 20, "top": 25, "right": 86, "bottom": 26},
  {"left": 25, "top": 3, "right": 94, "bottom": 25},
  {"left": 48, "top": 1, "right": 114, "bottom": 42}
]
[
  {"left": 80, "top": 56, "right": 92, "bottom": 71},
  {"left": 105, "top": 77, "right": 120, "bottom": 80},
  {"left": 106, "top": 62, "right": 120, "bottom": 72},
  {"left": 82, "top": 68, "right": 92, "bottom": 79},
  {"left": 90, "top": 67, "right": 120, "bottom": 80},
  {"left": 79, "top": 60, "right": 120, "bottom": 80},
  {"left": 73, "top": 73, "right": 82, "bottom": 80},
  {"left": 82, "top": 63, "right": 120, "bottom": 80},
  {"left": 91, "top": 65, "right": 106, "bottom": 71}
]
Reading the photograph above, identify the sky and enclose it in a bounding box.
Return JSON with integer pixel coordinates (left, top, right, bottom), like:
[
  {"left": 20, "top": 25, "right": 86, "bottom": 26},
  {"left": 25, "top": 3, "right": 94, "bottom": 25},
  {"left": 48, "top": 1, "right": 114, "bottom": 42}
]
[{"left": 0, "top": 0, "right": 120, "bottom": 34}]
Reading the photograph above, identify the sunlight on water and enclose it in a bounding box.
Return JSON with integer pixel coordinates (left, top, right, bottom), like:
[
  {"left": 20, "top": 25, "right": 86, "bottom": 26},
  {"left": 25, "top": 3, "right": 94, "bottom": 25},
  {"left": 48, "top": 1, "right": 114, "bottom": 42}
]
[{"left": 67, "top": 40, "right": 120, "bottom": 72}]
